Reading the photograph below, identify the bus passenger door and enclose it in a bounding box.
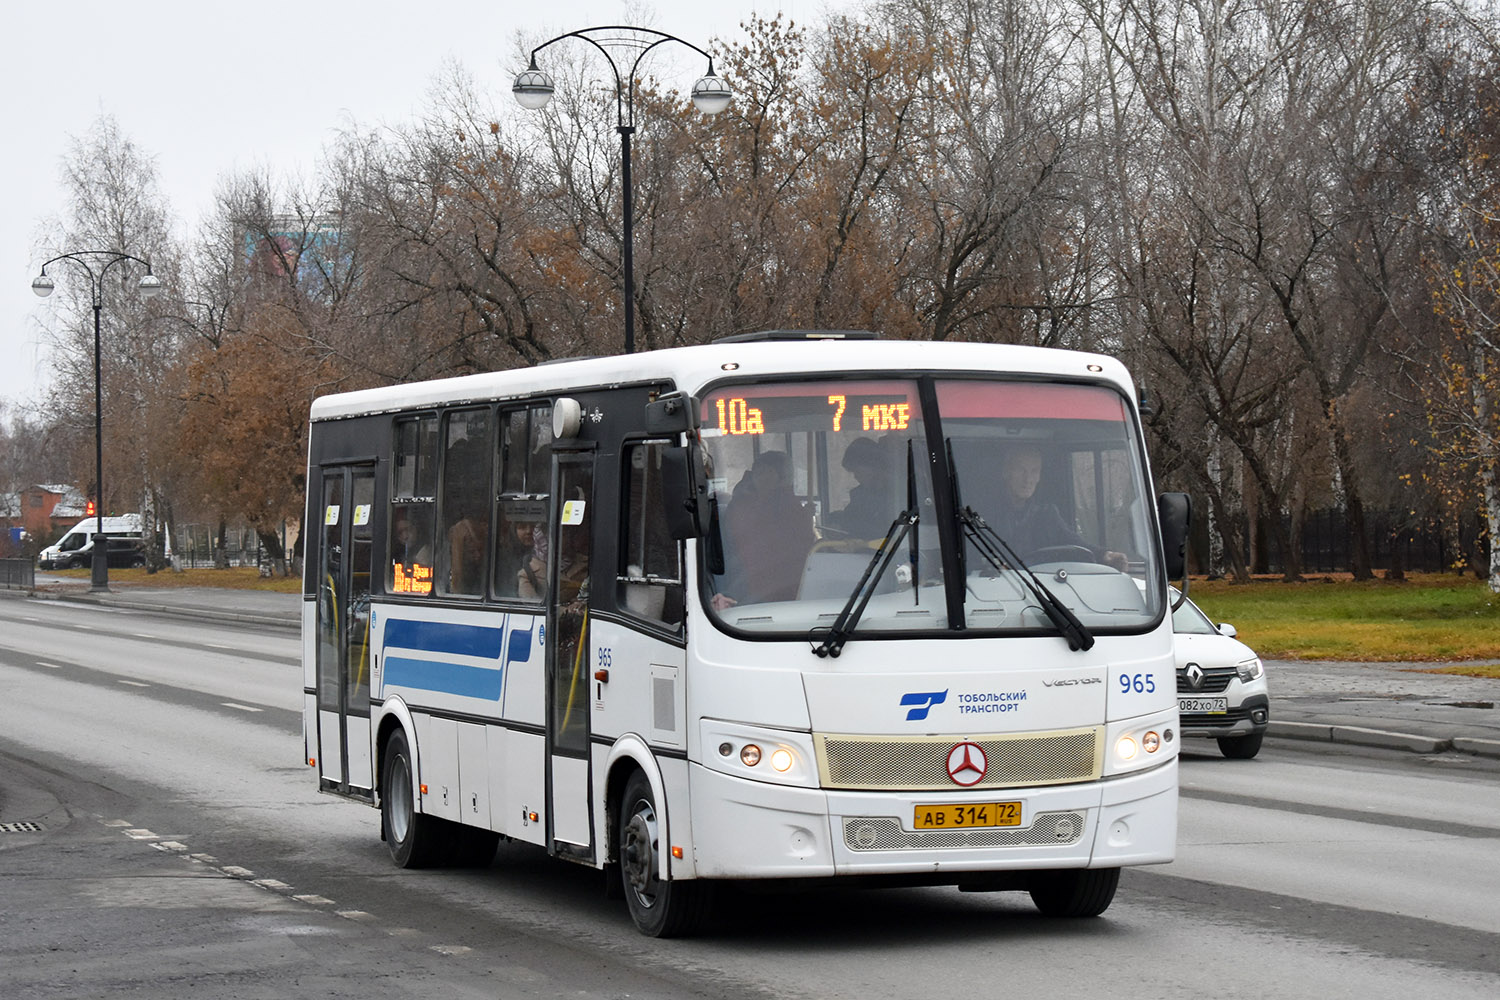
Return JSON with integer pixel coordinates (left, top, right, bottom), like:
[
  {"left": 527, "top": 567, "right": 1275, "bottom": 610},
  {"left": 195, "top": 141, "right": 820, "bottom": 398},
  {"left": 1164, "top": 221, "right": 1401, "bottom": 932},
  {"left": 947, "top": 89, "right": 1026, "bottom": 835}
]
[
  {"left": 314, "top": 465, "right": 376, "bottom": 796},
  {"left": 546, "top": 450, "right": 594, "bottom": 859}
]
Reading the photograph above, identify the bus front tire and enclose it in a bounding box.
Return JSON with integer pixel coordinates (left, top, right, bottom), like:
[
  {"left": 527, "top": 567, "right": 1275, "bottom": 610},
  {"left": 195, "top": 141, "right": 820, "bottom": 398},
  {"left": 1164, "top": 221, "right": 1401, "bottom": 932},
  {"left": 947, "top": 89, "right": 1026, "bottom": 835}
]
[
  {"left": 1028, "top": 867, "right": 1119, "bottom": 917},
  {"left": 382, "top": 729, "right": 441, "bottom": 868},
  {"left": 618, "top": 770, "right": 712, "bottom": 937}
]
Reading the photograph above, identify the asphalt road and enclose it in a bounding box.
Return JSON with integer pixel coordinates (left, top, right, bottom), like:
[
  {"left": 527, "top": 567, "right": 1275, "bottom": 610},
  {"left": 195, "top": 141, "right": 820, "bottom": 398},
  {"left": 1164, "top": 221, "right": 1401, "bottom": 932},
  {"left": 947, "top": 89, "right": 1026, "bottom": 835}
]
[{"left": 1, "top": 593, "right": 1497, "bottom": 998}]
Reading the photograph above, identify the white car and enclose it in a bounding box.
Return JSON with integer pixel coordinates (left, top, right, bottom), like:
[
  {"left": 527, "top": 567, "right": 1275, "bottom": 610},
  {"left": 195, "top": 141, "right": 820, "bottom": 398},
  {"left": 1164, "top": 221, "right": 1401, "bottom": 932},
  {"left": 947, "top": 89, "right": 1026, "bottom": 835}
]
[{"left": 1171, "top": 591, "right": 1270, "bottom": 759}]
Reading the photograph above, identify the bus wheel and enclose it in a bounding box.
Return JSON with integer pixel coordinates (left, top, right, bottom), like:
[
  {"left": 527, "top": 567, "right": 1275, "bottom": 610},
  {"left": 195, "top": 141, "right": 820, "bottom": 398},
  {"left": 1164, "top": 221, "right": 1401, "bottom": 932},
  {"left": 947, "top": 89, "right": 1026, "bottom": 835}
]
[
  {"left": 1218, "top": 732, "right": 1264, "bottom": 759},
  {"left": 1028, "top": 867, "right": 1119, "bottom": 917},
  {"left": 618, "top": 770, "right": 712, "bottom": 937},
  {"left": 382, "top": 729, "right": 440, "bottom": 868},
  {"left": 448, "top": 824, "right": 500, "bottom": 867}
]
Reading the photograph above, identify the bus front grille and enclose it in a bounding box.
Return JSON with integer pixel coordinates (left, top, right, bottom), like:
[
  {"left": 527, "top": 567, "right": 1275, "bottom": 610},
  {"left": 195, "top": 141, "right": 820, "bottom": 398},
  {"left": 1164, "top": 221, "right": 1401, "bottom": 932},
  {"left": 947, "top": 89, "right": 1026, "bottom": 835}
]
[{"left": 814, "top": 728, "right": 1102, "bottom": 790}]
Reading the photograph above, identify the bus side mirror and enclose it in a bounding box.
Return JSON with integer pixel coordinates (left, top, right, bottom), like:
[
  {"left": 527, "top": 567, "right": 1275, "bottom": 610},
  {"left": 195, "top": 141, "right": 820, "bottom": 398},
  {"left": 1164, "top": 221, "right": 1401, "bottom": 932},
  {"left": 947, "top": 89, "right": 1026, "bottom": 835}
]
[
  {"left": 660, "top": 444, "right": 710, "bottom": 540},
  {"left": 1157, "top": 492, "right": 1191, "bottom": 580},
  {"left": 646, "top": 391, "right": 698, "bottom": 434}
]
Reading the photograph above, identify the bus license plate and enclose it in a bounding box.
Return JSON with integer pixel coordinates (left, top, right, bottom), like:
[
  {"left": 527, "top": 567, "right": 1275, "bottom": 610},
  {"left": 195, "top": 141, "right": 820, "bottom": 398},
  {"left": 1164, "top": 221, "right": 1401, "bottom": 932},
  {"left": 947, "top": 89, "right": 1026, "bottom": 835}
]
[
  {"left": 913, "top": 801, "right": 1022, "bottom": 830},
  {"left": 1178, "top": 697, "right": 1228, "bottom": 714}
]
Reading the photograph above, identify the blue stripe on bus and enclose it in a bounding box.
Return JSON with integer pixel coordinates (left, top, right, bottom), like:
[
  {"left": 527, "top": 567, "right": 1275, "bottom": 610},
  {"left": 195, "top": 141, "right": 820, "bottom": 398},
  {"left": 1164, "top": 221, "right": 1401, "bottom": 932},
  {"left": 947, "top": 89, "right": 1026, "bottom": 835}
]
[
  {"left": 507, "top": 625, "right": 533, "bottom": 664},
  {"left": 383, "top": 619, "right": 506, "bottom": 659},
  {"left": 383, "top": 655, "right": 504, "bottom": 700}
]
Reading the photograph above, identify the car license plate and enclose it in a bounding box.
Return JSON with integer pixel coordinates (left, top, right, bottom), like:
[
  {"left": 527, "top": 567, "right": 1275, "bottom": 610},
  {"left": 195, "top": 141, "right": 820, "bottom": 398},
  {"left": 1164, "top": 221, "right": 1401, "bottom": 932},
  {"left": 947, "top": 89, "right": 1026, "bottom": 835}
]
[
  {"left": 1178, "top": 696, "right": 1228, "bottom": 714},
  {"left": 913, "top": 801, "right": 1022, "bottom": 830}
]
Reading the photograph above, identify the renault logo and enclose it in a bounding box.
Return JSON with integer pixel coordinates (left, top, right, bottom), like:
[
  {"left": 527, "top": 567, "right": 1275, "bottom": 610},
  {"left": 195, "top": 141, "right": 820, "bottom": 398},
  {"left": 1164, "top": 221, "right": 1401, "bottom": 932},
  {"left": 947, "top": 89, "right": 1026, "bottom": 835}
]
[
  {"left": 1185, "top": 662, "right": 1205, "bottom": 691},
  {"left": 946, "top": 742, "right": 987, "bottom": 786}
]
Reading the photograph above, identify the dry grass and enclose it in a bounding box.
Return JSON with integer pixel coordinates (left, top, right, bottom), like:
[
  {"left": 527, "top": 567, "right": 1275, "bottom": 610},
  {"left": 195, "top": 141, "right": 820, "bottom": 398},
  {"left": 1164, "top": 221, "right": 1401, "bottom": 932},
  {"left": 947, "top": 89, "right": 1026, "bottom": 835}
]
[
  {"left": 43, "top": 566, "right": 302, "bottom": 594},
  {"left": 1188, "top": 573, "right": 1500, "bottom": 666}
]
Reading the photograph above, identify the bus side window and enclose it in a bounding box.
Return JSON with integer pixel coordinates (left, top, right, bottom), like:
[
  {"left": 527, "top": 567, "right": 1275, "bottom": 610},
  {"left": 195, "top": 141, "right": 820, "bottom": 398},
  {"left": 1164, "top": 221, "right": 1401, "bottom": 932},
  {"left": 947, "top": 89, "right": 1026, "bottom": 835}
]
[
  {"left": 494, "top": 404, "right": 553, "bottom": 602},
  {"left": 619, "top": 441, "right": 684, "bottom": 628},
  {"left": 438, "top": 408, "right": 494, "bottom": 597},
  {"left": 389, "top": 415, "right": 437, "bottom": 595}
]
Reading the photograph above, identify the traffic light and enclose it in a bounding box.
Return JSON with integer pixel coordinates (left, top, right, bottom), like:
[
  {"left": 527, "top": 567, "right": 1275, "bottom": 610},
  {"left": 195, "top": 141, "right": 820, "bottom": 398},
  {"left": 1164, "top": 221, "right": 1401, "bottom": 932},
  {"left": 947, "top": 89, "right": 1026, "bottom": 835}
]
[{"left": 84, "top": 499, "right": 96, "bottom": 517}]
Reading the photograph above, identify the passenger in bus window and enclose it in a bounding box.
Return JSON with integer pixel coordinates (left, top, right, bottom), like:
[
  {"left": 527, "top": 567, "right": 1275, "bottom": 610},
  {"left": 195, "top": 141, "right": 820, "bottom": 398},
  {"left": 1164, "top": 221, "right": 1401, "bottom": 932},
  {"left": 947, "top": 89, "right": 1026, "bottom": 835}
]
[
  {"left": 714, "top": 451, "right": 815, "bottom": 608},
  {"left": 498, "top": 516, "right": 545, "bottom": 600},
  {"left": 992, "top": 444, "right": 1126, "bottom": 571},
  {"left": 447, "top": 490, "right": 488, "bottom": 594},
  {"left": 828, "top": 436, "right": 894, "bottom": 540},
  {"left": 392, "top": 511, "right": 431, "bottom": 567}
]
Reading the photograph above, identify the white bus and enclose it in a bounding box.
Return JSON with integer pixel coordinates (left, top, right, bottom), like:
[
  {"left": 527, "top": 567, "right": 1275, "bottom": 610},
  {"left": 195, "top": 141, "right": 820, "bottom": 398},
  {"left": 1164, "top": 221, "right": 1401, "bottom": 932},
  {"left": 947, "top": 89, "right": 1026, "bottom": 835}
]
[{"left": 302, "top": 332, "right": 1190, "bottom": 936}]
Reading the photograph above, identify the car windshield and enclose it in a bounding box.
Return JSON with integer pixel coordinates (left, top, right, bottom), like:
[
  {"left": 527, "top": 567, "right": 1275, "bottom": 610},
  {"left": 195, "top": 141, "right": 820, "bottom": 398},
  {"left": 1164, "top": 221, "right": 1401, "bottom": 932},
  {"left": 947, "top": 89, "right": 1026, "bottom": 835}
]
[
  {"left": 698, "top": 377, "right": 1163, "bottom": 639},
  {"left": 1171, "top": 592, "right": 1219, "bottom": 635}
]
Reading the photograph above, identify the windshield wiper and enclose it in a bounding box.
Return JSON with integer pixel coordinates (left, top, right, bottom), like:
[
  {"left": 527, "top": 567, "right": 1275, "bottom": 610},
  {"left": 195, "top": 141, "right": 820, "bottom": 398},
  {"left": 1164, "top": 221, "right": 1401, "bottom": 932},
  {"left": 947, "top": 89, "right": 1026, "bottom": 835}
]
[
  {"left": 945, "top": 439, "right": 1094, "bottom": 652},
  {"left": 812, "top": 442, "right": 920, "bottom": 658}
]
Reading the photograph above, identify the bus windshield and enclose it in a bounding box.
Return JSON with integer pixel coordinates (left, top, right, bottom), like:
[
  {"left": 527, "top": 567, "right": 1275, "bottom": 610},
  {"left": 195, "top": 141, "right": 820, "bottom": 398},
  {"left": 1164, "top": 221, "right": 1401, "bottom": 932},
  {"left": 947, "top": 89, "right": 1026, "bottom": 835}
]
[{"left": 700, "top": 377, "right": 1162, "bottom": 638}]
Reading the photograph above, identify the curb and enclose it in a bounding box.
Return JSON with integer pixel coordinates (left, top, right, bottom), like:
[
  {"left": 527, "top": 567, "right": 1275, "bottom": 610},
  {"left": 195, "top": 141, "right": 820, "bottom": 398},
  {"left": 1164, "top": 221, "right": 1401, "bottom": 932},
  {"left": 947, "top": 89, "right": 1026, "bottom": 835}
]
[{"left": 1269, "top": 719, "right": 1500, "bottom": 758}]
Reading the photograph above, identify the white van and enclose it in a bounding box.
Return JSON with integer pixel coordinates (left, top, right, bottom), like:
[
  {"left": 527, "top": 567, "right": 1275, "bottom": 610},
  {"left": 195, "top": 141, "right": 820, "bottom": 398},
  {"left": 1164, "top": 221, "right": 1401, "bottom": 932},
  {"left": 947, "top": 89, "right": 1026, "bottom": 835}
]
[{"left": 38, "top": 514, "right": 145, "bottom": 570}]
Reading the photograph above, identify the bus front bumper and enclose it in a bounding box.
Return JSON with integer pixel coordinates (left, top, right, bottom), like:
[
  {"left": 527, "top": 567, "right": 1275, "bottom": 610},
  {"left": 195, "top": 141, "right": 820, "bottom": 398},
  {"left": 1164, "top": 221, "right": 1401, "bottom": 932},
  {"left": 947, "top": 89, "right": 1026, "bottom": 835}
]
[{"left": 687, "top": 758, "right": 1177, "bottom": 879}]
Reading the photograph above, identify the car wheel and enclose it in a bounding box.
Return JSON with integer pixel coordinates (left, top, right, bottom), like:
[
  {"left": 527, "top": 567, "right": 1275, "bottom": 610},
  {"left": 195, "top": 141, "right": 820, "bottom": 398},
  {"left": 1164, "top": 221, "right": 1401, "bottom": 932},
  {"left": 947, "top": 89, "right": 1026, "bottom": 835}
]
[
  {"left": 618, "top": 769, "right": 712, "bottom": 937},
  {"left": 381, "top": 729, "right": 441, "bottom": 868},
  {"left": 1218, "top": 732, "right": 1264, "bottom": 759},
  {"left": 1028, "top": 867, "right": 1120, "bottom": 917}
]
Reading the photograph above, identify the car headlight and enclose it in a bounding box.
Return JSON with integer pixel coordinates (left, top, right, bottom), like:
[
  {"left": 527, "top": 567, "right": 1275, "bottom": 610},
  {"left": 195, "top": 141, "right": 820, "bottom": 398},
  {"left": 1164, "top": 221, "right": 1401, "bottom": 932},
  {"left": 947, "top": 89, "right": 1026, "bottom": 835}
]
[{"left": 1235, "top": 657, "right": 1264, "bottom": 682}]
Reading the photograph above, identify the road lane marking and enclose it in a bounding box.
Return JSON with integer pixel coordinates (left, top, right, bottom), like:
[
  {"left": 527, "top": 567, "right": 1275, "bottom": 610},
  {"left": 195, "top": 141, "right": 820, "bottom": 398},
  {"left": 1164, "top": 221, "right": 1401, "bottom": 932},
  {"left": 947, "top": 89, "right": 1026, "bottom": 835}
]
[
  {"left": 221, "top": 865, "right": 256, "bottom": 878},
  {"left": 124, "top": 829, "right": 158, "bottom": 840},
  {"left": 118, "top": 680, "right": 149, "bottom": 688},
  {"left": 221, "top": 703, "right": 263, "bottom": 713},
  {"left": 37, "top": 661, "right": 63, "bottom": 669},
  {"left": 133, "top": 632, "right": 156, "bottom": 639},
  {"left": 336, "top": 910, "right": 375, "bottom": 922},
  {"left": 294, "top": 894, "right": 335, "bottom": 906}
]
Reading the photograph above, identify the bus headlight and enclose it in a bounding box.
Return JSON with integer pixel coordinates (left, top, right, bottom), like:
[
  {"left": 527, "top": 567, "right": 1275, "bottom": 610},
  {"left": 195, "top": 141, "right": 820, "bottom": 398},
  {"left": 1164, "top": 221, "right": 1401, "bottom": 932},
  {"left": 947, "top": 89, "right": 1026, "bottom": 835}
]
[
  {"left": 701, "top": 721, "right": 818, "bottom": 788},
  {"left": 1105, "top": 710, "right": 1178, "bottom": 775}
]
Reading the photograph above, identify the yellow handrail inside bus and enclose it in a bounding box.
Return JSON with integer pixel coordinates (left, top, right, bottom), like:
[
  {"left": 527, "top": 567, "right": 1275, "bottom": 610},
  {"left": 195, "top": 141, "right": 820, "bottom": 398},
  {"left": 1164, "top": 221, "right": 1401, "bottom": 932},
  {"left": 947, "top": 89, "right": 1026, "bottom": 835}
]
[{"left": 561, "top": 606, "right": 589, "bottom": 735}]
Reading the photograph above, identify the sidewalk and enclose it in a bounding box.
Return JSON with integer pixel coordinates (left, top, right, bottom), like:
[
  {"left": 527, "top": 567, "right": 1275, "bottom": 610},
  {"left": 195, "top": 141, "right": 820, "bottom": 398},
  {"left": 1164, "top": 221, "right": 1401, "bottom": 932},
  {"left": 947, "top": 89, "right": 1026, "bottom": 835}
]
[
  {"left": 1266, "top": 659, "right": 1500, "bottom": 758},
  {"left": 9, "top": 583, "right": 1500, "bottom": 759}
]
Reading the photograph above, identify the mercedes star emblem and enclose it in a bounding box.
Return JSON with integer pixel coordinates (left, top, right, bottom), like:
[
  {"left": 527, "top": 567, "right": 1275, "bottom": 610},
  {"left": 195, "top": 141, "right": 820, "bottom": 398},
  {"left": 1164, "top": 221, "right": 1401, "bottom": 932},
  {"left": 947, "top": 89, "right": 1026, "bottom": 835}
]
[{"left": 946, "top": 742, "right": 987, "bottom": 786}]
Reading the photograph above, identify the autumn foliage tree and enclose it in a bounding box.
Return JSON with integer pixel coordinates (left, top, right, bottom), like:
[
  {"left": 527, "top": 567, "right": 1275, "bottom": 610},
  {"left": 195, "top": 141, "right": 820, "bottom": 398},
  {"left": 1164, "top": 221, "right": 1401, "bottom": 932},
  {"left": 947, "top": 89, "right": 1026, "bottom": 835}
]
[{"left": 20, "top": 2, "right": 1500, "bottom": 582}]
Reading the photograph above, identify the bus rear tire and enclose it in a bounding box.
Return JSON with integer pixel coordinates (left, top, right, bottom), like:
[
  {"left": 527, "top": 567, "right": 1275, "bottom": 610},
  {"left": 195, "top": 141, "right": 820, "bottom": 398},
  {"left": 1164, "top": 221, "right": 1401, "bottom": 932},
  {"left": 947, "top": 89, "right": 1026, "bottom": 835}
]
[
  {"left": 1028, "top": 867, "right": 1119, "bottom": 918},
  {"left": 448, "top": 823, "right": 500, "bottom": 867},
  {"left": 618, "top": 770, "right": 712, "bottom": 937},
  {"left": 382, "top": 729, "right": 440, "bottom": 868}
]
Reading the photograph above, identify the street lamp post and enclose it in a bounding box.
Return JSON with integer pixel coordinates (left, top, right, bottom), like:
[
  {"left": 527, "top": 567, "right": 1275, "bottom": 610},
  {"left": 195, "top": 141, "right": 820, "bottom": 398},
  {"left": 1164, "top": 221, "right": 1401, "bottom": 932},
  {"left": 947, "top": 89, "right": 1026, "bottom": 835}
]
[
  {"left": 31, "top": 251, "right": 163, "bottom": 591},
  {"left": 513, "top": 25, "right": 731, "bottom": 355}
]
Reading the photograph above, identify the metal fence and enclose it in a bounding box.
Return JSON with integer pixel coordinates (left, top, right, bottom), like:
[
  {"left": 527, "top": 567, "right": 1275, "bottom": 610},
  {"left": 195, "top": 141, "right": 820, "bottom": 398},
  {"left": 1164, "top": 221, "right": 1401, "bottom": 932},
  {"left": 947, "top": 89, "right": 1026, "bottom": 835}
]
[
  {"left": 170, "top": 524, "right": 270, "bottom": 570},
  {"left": 1, "top": 558, "right": 35, "bottom": 590},
  {"left": 1206, "top": 507, "right": 1487, "bottom": 577}
]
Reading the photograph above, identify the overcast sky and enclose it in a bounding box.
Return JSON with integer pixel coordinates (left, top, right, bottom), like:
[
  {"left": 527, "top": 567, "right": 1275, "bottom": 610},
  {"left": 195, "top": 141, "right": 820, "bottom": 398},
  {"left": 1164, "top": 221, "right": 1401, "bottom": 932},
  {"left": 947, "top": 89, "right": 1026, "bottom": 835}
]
[{"left": 1, "top": 1, "right": 829, "bottom": 411}]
